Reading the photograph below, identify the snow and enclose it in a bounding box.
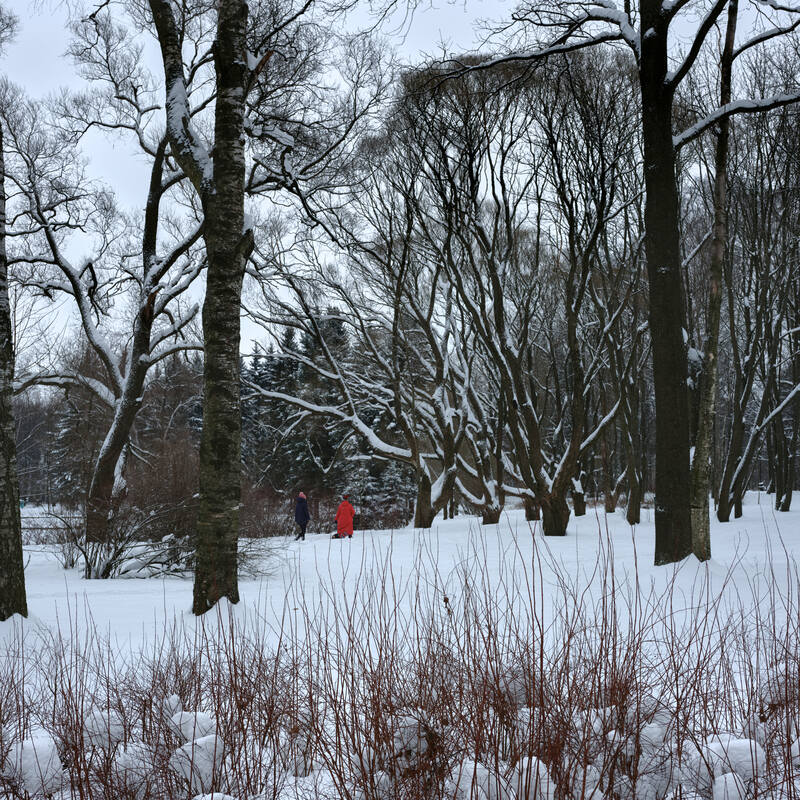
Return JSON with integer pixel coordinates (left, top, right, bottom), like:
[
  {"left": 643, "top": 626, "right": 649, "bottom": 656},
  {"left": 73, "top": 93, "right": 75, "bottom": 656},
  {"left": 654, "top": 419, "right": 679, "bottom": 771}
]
[
  {"left": 7, "top": 493, "right": 800, "bottom": 799},
  {"left": 674, "top": 92, "right": 800, "bottom": 149},
  {"left": 6, "top": 729, "right": 65, "bottom": 796},
  {"left": 703, "top": 735, "right": 766, "bottom": 782},
  {"left": 712, "top": 772, "right": 746, "bottom": 800},
  {"left": 84, "top": 707, "right": 125, "bottom": 748},
  {"left": 171, "top": 711, "right": 218, "bottom": 741},
  {"left": 10, "top": 492, "right": 795, "bottom": 650},
  {"left": 514, "top": 757, "right": 555, "bottom": 800},
  {"left": 450, "top": 758, "right": 513, "bottom": 799},
  {"left": 170, "top": 734, "right": 226, "bottom": 793}
]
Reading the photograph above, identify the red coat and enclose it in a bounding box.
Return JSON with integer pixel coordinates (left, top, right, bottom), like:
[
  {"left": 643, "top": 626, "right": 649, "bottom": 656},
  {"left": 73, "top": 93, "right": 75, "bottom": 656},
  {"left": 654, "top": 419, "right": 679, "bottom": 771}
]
[{"left": 335, "top": 500, "right": 355, "bottom": 536}]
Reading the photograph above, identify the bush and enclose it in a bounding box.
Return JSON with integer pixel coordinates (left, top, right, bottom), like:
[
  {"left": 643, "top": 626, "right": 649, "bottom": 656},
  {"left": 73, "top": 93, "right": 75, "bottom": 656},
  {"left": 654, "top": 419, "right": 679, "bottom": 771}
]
[{"left": 1, "top": 527, "right": 799, "bottom": 799}]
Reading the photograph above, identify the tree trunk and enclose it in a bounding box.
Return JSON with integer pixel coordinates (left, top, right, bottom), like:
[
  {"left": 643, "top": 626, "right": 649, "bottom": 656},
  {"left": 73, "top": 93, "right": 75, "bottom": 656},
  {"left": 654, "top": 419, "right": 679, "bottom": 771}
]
[
  {"left": 192, "top": 0, "right": 250, "bottom": 614},
  {"left": 524, "top": 496, "right": 540, "bottom": 521},
  {"left": 772, "top": 415, "right": 787, "bottom": 511},
  {"left": 689, "top": 1, "right": 737, "bottom": 563},
  {"left": 414, "top": 471, "right": 436, "bottom": 528},
  {"left": 84, "top": 144, "right": 170, "bottom": 548},
  {"left": 639, "top": 2, "right": 693, "bottom": 565},
  {"left": 780, "top": 405, "right": 799, "bottom": 511},
  {"left": 626, "top": 473, "right": 641, "bottom": 526},
  {"left": 0, "top": 126, "right": 27, "bottom": 620},
  {"left": 482, "top": 505, "right": 502, "bottom": 525},
  {"left": 541, "top": 493, "right": 570, "bottom": 537},
  {"left": 85, "top": 391, "right": 144, "bottom": 544},
  {"left": 717, "top": 490, "right": 732, "bottom": 522},
  {"left": 717, "top": 409, "right": 746, "bottom": 521},
  {"left": 572, "top": 470, "right": 587, "bottom": 517},
  {"left": 149, "top": 0, "right": 248, "bottom": 613},
  {"left": 779, "top": 448, "right": 795, "bottom": 512},
  {"left": 625, "top": 423, "right": 643, "bottom": 525},
  {"left": 783, "top": 276, "right": 800, "bottom": 512}
]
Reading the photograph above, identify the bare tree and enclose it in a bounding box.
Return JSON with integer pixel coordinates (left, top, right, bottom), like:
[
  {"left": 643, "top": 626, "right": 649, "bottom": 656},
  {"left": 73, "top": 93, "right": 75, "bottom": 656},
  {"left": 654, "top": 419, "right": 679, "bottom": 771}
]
[
  {"left": 244, "top": 237, "right": 470, "bottom": 529},
  {"left": 453, "top": 0, "right": 800, "bottom": 561},
  {"left": 712, "top": 50, "right": 800, "bottom": 522},
  {"left": 385, "top": 58, "right": 627, "bottom": 534},
  {"left": 3, "top": 63, "right": 203, "bottom": 574},
  {"left": 141, "top": 0, "right": 254, "bottom": 610},
  {"left": 143, "top": 0, "right": 387, "bottom": 610}
]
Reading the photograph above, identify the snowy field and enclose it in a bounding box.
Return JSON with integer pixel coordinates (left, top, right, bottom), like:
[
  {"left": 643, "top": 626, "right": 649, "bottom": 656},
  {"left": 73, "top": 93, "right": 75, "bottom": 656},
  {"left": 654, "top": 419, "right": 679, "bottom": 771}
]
[
  {"left": 9, "top": 493, "right": 799, "bottom": 651},
  {"left": 2, "top": 495, "right": 800, "bottom": 799}
]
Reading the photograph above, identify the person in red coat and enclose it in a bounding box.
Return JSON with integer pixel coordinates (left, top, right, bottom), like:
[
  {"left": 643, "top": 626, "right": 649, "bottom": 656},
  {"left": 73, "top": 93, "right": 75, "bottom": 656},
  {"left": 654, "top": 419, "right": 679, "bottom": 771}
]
[{"left": 332, "top": 494, "right": 355, "bottom": 539}]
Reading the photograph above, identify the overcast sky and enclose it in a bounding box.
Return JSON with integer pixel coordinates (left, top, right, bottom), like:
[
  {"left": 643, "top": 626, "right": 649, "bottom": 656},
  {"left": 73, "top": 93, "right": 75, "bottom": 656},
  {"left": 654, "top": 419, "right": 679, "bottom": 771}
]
[
  {"left": 3, "top": 0, "right": 505, "bottom": 354},
  {"left": 3, "top": 0, "right": 503, "bottom": 212}
]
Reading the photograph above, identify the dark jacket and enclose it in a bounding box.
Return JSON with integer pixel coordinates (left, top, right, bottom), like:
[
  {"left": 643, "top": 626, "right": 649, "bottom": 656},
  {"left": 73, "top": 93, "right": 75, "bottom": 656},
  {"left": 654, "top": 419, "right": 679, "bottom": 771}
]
[{"left": 295, "top": 497, "right": 310, "bottom": 525}]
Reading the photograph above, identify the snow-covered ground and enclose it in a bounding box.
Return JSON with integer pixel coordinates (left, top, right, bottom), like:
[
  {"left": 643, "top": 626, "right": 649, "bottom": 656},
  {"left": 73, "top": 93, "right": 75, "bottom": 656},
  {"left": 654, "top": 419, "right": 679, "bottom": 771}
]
[
  {"left": 8, "top": 492, "right": 798, "bottom": 650},
  {"left": 2, "top": 494, "right": 799, "bottom": 800}
]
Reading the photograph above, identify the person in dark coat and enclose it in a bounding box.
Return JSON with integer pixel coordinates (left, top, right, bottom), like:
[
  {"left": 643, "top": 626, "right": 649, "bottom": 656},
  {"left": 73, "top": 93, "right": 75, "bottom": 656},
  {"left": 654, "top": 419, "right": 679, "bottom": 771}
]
[
  {"left": 332, "top": 494, "right": 355, "bottom": 539},
  {"left": 294, "top": 492, "right": 310, "bottom": 540}
]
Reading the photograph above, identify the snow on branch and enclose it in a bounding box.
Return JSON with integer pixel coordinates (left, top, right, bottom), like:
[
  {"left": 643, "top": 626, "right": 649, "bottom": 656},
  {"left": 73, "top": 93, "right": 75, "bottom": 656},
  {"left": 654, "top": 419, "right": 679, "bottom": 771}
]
[
  {"left": 730, "top": 380, "right": 800, "bottom": 490},
  {"left": 665, "top": 0, "right": 728, "bottom": 91},
  {"left": 145, "top": 303, "right": 201, "bottom": 363},
  {"left": 578, "top": 398, "right": 622, "bottom": 455},
  {"left": 733, "top": 20, "right": 800, "bottom": 61},
  {"left": 14, "top": 372, "right": 116, "bottom": 408},
  {"left": 148, "top": 0, "right": 211, "bottom": 193},
  {"left": 444, "top": 31, "right": 631, "bottom": 80},
  {"left": 244, "top": 384, "right": 412, "bottom": 461},
  {"left": 674, "top": 92, "right": 800, "bottom": 149}
]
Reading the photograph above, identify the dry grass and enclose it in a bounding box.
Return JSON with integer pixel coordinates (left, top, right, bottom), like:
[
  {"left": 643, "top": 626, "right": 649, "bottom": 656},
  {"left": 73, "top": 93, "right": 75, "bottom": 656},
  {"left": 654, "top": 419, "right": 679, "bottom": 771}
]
[{"left": 1, "top": 526, "right": 799, "bottom": 799}]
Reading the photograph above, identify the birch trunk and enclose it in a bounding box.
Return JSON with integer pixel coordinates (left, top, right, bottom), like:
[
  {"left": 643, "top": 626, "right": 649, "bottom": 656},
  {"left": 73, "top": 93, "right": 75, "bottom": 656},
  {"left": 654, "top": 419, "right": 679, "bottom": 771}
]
[
  {"left": 150, "top": 0, "right": 250, "bottom": 612},
  {"left": 690, "top": 0, "right": 737, "bottom": 562},
  {"left": 192, "top": 0, "right": 250, "bottom": 614}
]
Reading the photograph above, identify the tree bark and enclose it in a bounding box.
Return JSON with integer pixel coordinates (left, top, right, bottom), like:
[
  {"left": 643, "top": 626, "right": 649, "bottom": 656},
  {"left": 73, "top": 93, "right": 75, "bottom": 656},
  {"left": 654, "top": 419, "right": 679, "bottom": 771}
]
[
  {"left": 414, "top": 471, "right": 436, "bottom": 528},
  {"left": 573, "top": 486, "right": 587, "bottom": 517},
  {"left": 717, "top": 409, "right": 745, "bottom": 521},
  {"left": 541, "top": 493, "right": 570, "bottom": 537},
  {"left": 524, "top": 496, "right": 540, "bottom": 521},
  {"left": 640, "top": 1, "right": 693, "bottom": 565},
  {"left": 600, "top": 428, "right": 618, "bottom": 512},
  {"left": 690, "top": 0, "right": 737, "bottom": 562},
  {"left": 626, "top": 474, "right": 642, "bottom": 526},
  {"left": 779, "top": 419, "right": 797, "bottom": 511},
  {"left": 481, "top": 505, "right": 502, "bottom": 525},
  {"left": 149, "top": 0, "right": 249, "bottom": 612},
  {"left": 191, "top": 0, "right": 250, "bottom": 614},
  {"left": 0, "top": 125, "right": 27, "bottom": 620}
]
